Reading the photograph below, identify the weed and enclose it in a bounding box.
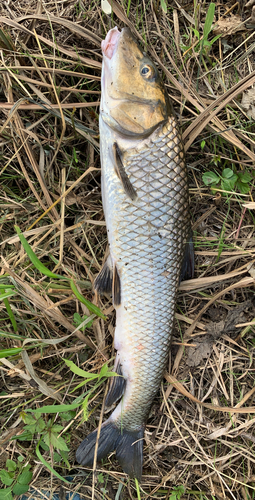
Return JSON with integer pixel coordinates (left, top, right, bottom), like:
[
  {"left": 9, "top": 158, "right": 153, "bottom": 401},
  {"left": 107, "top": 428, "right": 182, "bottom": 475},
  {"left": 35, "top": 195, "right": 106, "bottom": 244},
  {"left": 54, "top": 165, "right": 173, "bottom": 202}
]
[
  {"left": 15, "top": 225, "right": 105, "bottom": 320},
  {"left": 73, "top": 312, "right": 94, "bottom": 330},
  {"left": 169, "top": 484, "right": 185, "bottom": 500},
  {"left": 7, "top": 360, "right": 116, "bottom": 484},
  {"left": 0, "top": 457, "right": 33, "bottom": 499},
  {"left": 160, "top": 0, "right": 167, "bottom": 14},
  {"left": 181, "top": 2, "right": 220, "bottom": 75},
  {"left": 203, "top": 167, "right": 253, "bottom": 194}
]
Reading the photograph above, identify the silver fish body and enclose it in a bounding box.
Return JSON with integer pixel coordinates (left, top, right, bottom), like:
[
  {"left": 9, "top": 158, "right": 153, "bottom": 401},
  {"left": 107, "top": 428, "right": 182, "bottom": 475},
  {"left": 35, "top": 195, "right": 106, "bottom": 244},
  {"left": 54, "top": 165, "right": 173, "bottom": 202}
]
[
  {"left": 76, "top": 27, "right": 193, "bottom": 480},
  {"left": 100, "top": 114, "right": 190, "bottom": 426}
]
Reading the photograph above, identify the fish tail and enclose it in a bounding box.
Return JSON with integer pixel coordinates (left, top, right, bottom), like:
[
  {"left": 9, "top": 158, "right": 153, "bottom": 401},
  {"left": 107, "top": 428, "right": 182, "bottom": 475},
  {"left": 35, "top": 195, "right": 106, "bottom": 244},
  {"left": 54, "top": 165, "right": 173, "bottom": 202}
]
[{"left": 76, "top": 418, "right": 144, "bottom": 480}]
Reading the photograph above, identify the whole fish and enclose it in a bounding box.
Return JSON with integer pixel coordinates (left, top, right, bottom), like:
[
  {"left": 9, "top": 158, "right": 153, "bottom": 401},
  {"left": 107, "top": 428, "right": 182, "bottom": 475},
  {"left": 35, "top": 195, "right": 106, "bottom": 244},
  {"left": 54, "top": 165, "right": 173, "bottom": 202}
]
[{"left": 76, "top": 26, "right": 193, "bottom": 480}]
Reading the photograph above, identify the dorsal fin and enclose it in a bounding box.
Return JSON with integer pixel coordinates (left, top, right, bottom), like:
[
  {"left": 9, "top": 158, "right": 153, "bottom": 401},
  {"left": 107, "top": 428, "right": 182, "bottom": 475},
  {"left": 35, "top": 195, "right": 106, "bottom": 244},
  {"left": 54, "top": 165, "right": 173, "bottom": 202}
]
[{"left": 113, "top": 142, "right": 137, "bottom": 201}]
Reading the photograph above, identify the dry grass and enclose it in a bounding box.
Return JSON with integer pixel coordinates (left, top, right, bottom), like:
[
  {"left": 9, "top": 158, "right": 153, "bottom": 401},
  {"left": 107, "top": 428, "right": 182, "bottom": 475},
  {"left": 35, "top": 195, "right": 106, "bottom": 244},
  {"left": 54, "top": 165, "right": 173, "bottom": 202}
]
[{"left": 0, "top": 0, "right": 255, "bottom": 499}]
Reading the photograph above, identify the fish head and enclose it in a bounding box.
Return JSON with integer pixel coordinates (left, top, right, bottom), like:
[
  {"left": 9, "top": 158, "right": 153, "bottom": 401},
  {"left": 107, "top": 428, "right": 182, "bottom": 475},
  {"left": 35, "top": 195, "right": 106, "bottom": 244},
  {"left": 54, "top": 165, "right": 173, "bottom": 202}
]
[{"left": 101, "top": 27, "right": 170, "bottom": 138}]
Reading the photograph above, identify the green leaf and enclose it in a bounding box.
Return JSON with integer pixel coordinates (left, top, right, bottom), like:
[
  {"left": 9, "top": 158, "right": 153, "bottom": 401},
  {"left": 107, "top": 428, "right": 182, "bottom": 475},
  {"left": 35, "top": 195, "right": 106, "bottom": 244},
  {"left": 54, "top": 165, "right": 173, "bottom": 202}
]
[
  {"left": 236, "top": 180, "right": 250, "bottom": 194},
  {"left": 12, "top": 483, "right": 29, "bottom": 495},
  {"left": 53, "top": 452, "right": 62, "bottom": 463},
  {"left": 6, "top": 460, "right": 16, "bottom": 473},
  {"left": 15, "top": 226, "right": 64, "bottom": 280},
  {"left": 29, "top": 402, "right": 82, "bottom": 413},
  {"left": 200, "top": 140, "right": 206, "bottom": 150},
  {"left": 203, "top": 3, "right": 215, "bottom": 40},
  {"left": 0, "top": 348, "right": 22, "bottom": 359},
  {"left": 180, "top": 44, "right": 190, "bottom": 52},
  {"left": 37, "top": 418, "right": 46, "bottom": 432},
  {"left": 202, "top": 171, "right": 220, "bottom": 185},
  {"left": 17, "top": 468, "right": 32, "bottom": 485},
  {"left": 0, "top": 487, "right": 13, "bottom": 500},
  {"left": 99, "top": 362, "right": 111, "bottom": 380},
  {"left": 0, "top": 332, "right": 23, "bottom": 340},
  {"left": 192, "top": 28, "right": 200, "bottom": 39},
  {"left": 169, "top": 485, "right": 185, "bottom": 500},
  {"left": 71, "top": 378, "right": 96, "bottom": 392},
  {"left": 73, "top": 312, "right": 94, "bottom": 329},
  {"left": 222, "top": 168, "right": 234, "bottom": 179},
  {"left": 99, "top": 362, "right": 108, "bottom": 379},
  {"left": 22, "top": 415, "right": 45, "bottom": 435},
  {"left": 221, "top": 176, "right": 237, "bottom": 192},
  {"left": 0, "top": 470, "right": 14, "bottom": 486},
  {"left": 36, "top": 439, "right": 69, "bottom": 483},
  {"left": 50, "top": 425, "right": 63, "bottom": 433},
  {"left": 60, "top": 411, "right": 76, "bottom": 421},
  {"left": 1, "top": 291, "right": 17, "bottom": 332},
  {"left": 0, "top": 292, "right": 17, "bottom": 302},
  {"left": 73, "top": 147, "right": 78, "bottom": 164},
  {"left": 70, "top": 280, "right": 106, "bottom": 319},
  {"left": 82, "top": 392, "right": 92, "bottom": 421},
  {"left": 39, "top": 441, "right": 49, "bottom": 451},
  {"left": 22, "top": 414, "right": 36, "bottom": 425},
  {"left": 160, "top": 0, "right": 167, "bottom": 13},
  {"left": 29, "top": 417, "right": 45, "bottom": 433},
  {"left": 210, "top": 34, "right": 221, "bottom": 44},
  {"left": 43, "top": 431, "right": 69, "bottom": 451},
  {"left": 15, "top": 430, "right": 33, "bottom": 441},
  {"left": 59, "top": 450, "right": 70, "bottom": 468},
  {"left": 238, "top": 171, "right": 252, "bottom": 183},
  {"left": 212, "top": 154, "right": 221, "bottom": 166},
  {"left": 63, "top": 358, "right": 99, "bottom": 379}
]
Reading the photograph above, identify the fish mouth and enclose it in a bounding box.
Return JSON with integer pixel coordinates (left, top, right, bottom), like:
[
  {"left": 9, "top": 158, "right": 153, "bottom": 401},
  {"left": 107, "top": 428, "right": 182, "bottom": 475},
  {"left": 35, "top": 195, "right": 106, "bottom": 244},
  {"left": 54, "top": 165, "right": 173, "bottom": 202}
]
[{"left": 101, "top": 26, "right": 121, "bottom": 59}]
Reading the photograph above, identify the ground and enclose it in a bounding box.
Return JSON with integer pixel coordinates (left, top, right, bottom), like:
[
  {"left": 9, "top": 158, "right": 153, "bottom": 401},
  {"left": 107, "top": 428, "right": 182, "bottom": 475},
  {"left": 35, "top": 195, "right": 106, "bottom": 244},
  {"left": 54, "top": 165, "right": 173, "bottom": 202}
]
[{"left": 0, "top": 0, "right": 255, "bottom": 499}]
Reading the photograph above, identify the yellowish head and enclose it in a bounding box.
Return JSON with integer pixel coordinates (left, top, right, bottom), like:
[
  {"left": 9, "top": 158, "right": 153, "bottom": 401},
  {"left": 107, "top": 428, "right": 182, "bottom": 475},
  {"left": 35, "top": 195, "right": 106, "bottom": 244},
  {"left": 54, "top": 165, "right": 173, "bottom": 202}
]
[{"left": 101, "top": 27, "right": 170, "bottom": 137}]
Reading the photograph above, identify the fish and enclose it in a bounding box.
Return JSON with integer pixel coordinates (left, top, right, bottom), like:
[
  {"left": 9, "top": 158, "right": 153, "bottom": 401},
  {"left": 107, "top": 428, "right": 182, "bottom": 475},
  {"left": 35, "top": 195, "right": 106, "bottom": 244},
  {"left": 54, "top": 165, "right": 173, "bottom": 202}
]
[{"left": 76, "top": 26, "right": 194, "bottom": 480}]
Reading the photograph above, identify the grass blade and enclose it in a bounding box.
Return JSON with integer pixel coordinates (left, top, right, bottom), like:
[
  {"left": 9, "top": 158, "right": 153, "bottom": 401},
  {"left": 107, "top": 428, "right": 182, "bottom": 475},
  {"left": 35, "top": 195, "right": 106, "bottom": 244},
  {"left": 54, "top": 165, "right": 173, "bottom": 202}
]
[
  {"left": 36, "top": 439, "right": 69, "bottom": 484},
  {"left": 70, "top": 280, "right": 106, "bottom": 319},
  {"left": 15, "top": 225, "right": 65, "bottom": 280},
  {"left": 203, "top": 2, "right": 215, "bottom": 40},
  {"left": 2, "top": 291, "right": 17, "bottom": 332},
  {"left": 0, "top": 348, "right": 22, "bottom": 358},
  {"left": 63, "top": 358, "right": 99, "bottom": 379}
]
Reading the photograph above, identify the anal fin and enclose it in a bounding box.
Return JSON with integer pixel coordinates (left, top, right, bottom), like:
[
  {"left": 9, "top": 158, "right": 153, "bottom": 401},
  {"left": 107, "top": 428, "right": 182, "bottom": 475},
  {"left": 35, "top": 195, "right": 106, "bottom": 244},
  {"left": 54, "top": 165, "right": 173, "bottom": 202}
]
[
  {"left": 113, "top": 142, "right": 137, "bottom": 201},
  {"left": 113, "top": 264, "right": 121, "bottom": 306},
  {"left": 94, "top": 255, "right": 113, "bottom": 294},
  {"left": 105, "top": 360, "right": 126, "bottom": 407}
]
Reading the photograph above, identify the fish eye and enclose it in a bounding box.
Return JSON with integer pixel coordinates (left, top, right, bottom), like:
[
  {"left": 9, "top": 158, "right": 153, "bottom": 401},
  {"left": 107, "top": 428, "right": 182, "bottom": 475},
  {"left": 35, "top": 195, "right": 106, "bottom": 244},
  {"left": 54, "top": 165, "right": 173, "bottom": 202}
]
[{"left": 141, "top": 65, "right": 155, "bottom": 79}]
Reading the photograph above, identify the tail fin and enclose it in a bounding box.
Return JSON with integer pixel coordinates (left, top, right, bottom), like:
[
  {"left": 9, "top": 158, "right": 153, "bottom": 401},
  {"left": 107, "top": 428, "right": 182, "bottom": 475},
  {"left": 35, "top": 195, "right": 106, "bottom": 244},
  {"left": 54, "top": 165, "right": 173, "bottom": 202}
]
[{"left": 76, "top": 419, "right": 144, "bottom": 480}]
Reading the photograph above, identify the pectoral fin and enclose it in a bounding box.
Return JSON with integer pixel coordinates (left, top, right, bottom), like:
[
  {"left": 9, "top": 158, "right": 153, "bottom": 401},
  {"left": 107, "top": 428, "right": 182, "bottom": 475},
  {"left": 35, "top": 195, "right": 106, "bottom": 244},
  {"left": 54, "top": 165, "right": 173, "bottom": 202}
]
[{"left": 113, "top": 143, "right": 137, "bottom": 201}]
